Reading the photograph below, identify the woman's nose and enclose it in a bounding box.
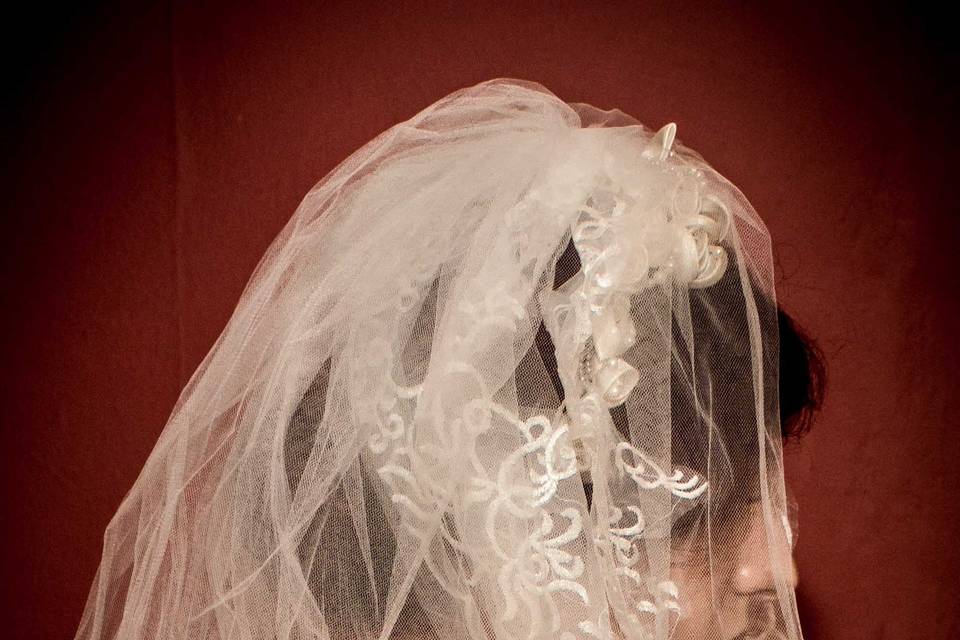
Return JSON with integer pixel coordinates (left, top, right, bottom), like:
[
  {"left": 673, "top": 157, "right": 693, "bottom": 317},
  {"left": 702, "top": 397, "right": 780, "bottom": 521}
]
[{"left": 731, "top": 505, "right": 798, "bottom": 594}]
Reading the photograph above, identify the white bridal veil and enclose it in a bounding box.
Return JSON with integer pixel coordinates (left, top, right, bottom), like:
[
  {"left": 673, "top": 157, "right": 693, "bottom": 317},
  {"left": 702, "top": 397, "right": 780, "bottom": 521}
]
[{"left": 76, "top": 78, "right": 800, "bottom": 640}]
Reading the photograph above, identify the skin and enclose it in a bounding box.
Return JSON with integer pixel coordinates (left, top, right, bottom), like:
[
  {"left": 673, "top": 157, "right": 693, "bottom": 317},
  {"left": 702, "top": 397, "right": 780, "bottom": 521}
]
[
  {"left": 393, "top": 500, "right": 799, "bottom": 639},
  {"left": 671, "top": 501, "right": 799, "bottom": 640}
]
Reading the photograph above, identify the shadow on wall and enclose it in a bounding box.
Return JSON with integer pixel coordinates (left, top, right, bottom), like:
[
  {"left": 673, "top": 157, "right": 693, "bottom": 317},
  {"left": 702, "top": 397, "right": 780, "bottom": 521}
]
[{"left": 796, "top": 586, "right": 822, "bottom": 639}]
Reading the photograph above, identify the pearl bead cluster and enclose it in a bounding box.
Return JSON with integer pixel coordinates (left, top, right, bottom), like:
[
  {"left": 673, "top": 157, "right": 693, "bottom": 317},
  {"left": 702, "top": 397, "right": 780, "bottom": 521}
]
[{"left": 571, "top": 123, "right": 731, "bottom": 409}]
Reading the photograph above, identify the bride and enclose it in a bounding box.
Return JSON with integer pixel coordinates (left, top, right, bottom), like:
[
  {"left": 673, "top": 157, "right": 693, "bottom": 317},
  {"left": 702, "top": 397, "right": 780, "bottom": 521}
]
[{"left": 75, "top": 78, "right": 825, "bottom": 640}]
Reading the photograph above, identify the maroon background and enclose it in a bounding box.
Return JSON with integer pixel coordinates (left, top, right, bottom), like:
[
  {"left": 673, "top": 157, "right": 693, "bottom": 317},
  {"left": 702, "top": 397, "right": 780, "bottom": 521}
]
[{"left": 3, "top": 3, "right": 958, "bottom": 639}]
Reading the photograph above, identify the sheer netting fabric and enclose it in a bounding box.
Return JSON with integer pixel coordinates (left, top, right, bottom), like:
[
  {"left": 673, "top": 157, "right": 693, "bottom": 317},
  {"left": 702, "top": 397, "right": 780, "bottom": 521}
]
[{"left": 76, "top": 79, "right": 800, "bottom": 640}]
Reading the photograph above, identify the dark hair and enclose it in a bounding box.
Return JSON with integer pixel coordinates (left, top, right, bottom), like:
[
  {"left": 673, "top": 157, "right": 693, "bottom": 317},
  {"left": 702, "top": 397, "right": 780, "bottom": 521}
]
[
  {"left": 777, "top": 306, "right": 826, "bottom": 442},
  {"left": 547, "top": 237, "right": 826, "bottom": 444},
  {"left": 280, "top": 237, "right": 827, "bottom": 628},
  {"left": 543, "top": 237, "right": 827, "bottom": 527},
  {"left": 669, "top": 249, "right": 827, "bottom": 542}
]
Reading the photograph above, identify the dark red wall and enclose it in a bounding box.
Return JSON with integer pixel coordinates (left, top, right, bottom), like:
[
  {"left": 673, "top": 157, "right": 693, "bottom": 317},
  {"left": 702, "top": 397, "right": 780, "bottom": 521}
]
[{"left": 3, "top": 3, "right": 957, "bottom": 638}]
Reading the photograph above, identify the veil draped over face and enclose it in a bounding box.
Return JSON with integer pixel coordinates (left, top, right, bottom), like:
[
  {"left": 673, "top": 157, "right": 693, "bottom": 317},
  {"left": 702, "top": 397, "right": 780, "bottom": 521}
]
[{"left": 76, "top": 78, "right": 800, "bottom": 640}]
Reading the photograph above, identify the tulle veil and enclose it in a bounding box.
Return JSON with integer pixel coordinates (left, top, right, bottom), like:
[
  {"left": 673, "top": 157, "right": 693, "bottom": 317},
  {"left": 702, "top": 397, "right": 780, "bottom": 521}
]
[{"left": 76, "top": 78, "right": 799, "bottom": 640}]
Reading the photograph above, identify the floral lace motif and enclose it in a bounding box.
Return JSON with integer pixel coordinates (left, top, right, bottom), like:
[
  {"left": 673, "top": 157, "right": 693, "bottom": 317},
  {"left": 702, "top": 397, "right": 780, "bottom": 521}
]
[{"left": 365, "top": 126, "right": 722, "bottom": 639}]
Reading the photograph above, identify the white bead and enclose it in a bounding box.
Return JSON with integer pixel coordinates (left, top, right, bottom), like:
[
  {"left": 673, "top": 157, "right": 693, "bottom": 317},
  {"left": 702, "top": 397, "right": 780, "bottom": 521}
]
[
  {"left": 671, "top": 228, "right": 700, "bottom": 283},
  {"left": 590, "top": 297, "right": 636, "bottom": 360},
  {"left": 690, "top": 245, "right": 728, "bottom": 289},
  {"left": 593, "top": 358, "right": 640, "bottom": 407},
  {"left": 699, "top": 195, "right": 731, "bottom": 242}
]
